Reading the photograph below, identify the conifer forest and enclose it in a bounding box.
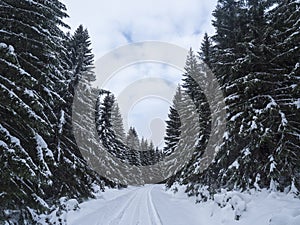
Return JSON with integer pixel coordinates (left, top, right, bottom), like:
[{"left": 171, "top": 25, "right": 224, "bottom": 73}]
[{"left": 0, "top": 0, "right": 299, "bottom": 224}]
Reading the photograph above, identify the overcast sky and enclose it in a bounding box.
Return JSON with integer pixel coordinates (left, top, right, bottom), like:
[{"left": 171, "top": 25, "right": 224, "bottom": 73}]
[{"left": 61, "top": 0, "right": 218, "bottom": 147}]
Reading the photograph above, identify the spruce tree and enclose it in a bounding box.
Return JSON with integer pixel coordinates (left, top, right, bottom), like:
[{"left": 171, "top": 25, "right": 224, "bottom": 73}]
[
  {"left": 165, "top": 49, "right": 213, "bottom": 187},
  {"left": 164, "top": 0, "right": 299, "bottom": 196},
  {"left": 265, "top": 0, "right": 300, "bottom": 191},
  {"left": 126, "top": 127, "right": 140, "bottom": 150},
  {"left": 209, "top": 0, "right": 300, "bottom": 191},
  {"left": 182, "top": 0, "right": 300, "bottom": 194},
  {"left": 95, "top": 90, "right": 145, "bottom": 184},
  {"left": 67, "top": 24, "right": 95, "bottom": 85},
  {"left": 199, "top": 33, "right": 213, "bottom": 69},
  {"left": 96, "top": 90, "right": 117, "bottom": 150},
  {"left": 0, "top": 0, "right": 69, "bottom": 222},
  {"left": 111, "top": 103, "right": 126, "bottom": 143},
  {"left": 163, "top": 86, "right": 182, "bottom": 156},
  {"left": 182, "top": 48, "right": 211, "bottom": 171},
  {"left": 140, "top": 138, "right": 148, "bottom": 151},
  {"left": 0, "top": 1, "right": 107, "bottom": 223}
]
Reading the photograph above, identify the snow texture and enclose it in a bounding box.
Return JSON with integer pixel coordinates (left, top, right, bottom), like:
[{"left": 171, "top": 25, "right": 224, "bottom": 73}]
[{"left": 36, "top": 185, "right": 300, "bottom": 225}]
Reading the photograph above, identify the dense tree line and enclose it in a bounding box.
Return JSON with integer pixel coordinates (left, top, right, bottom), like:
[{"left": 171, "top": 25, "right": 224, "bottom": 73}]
[
  {"left": 95, "top": 91, "right": 162, "bottom": 167},
  {"left": 0, "top": 1, "right": 114, "bottom": 223},
  {"left": 0, "top": 0, "right": 298, "bottom": 223},
  {"left": 164, "top": 0, "right": 299, "bottom": 196}
]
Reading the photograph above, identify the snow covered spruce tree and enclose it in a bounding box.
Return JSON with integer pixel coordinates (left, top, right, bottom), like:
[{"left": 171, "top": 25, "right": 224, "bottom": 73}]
[
  {"left": 65, "top": 25, "right": 97, "bottom": 163},
  {"left": 126, "top": 127, "right": 163, "bottom": 166},
  {"left": 265, "top": 0, "right": 300, "bottom": 192},
  {"left": 181, "top": 48, "right": 211, "bottom": 157},
  {"left": 163, "top": 0, "right": 299, "bottom": 198},
  {"left": 204, "top": 0, "right": 300, "bottom": 192},
  {"left": 140, "top": 138, "right": 149, "bottom": 152},
  {"left": 126, "top": 126, "right": 142, "bottom": 165},
  {"left": 163, "top": 86, "right": 182, "bottom": 156},
  {"left": 203, "top": 0, "right": 276, "bottom": 191},
  {"left": 111, "top": 103, "right": 126, "bottom": 143},
  {"left": 199, "top": 32, "right": 213, "bottom": 69},
  {"left": 165, "top": 49, "right": 213, "bottom": 188},
  {"left": 95, "top": 91, "right": 147, "bottom": 184},
  {"left": 0, "top": 1, "right": 107, "bottom": 223},
  {"left": 126, "top": 127, "right": 140, "bottom": 150},
  {"left": 171, "top": 0, "right": 300, "bottom": 196},
  {"left": 96, "top": 93, "right": 162, "bottom": 168},
  {"left": 65, "top": 24, "right": 115, "bottom": 187},
  {"left": 96, "top": 90, "right": 122, "bottom": 156}
]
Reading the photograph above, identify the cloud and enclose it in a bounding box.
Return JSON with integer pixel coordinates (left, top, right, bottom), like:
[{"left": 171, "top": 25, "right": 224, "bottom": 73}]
[
  {"left": 128, "top": 98, "right": 170, "bottom": 148},
  {"left": 61, "top": 0, "right": 218, "bottom": 146},
  {"left": 103, "top": 63, "right": 182, "bottom": 95},
  {"left": 61, "top": 0, "right": 217, "bottom": 58}
]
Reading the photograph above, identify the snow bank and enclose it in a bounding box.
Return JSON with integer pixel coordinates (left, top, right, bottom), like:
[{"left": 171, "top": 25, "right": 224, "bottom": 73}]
[
  {"left": 188, "top": 185, "right": 300, "bottom": 224},
  {"left": 269, "top": 208, "right": 300, "bottom": 225},
  {"left": 213, "top": 190, "right": 249, "bottom": 220},
  {"left": 38, "top": 198, "right": 80, "bottom": 225},
  {"left": 36, "top": 185, "right": 300, "bottom": 225}
]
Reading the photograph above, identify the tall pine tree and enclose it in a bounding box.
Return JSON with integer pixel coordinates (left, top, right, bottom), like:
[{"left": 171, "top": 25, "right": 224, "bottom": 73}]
[
  {"left": 163, "top": 86, "right": 182, "bottom": 156},
  {"left": 0, "top": 1, "right": 108, "bottom": 223}
]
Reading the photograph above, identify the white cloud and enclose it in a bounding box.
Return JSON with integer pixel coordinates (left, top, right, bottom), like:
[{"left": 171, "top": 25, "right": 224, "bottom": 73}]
[
  {"left": 61, "top": 0, "right": 218, "bottom": 146},
  {"left": 103, "top": 63, "right": 182, "bottom": 95},
  {"left": 61, "top": 0, "right": 217, "bottom": 58}
]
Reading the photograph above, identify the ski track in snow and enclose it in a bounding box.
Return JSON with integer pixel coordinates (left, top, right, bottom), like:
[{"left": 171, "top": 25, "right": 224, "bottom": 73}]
[
  {"left": 67, "top": 184, "right": 300, "bottom": 225},
  {"left": 147, "top": 186, "right": 163, "bottom": 225},
  {"left": 67, "top": 185, "right": 203, "bottom": 225}
]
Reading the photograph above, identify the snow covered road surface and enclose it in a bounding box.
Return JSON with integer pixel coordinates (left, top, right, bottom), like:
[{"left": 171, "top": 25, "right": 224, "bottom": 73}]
[
  {"left": 67, "top": 185, "right": 203, "bottom": 225},
  {"left": 67, "top": 184, "right": 300, "bottom": 225}
]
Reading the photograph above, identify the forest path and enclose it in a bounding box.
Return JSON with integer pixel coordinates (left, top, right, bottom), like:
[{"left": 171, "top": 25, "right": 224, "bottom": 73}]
[{"left": 67, "top": 184, "right": 203, "bottom": 225}]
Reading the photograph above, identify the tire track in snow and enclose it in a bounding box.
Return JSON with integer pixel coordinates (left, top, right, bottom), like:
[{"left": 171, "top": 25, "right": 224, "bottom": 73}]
[
  {"left": 104, "top": 187, "right": 139, "bottom": 202},
  {"left": 67, "top": 188, "right": 139, "bottom": 225},
  {"left": 147, "top": 186, "right": 163, "bottom": 225},
  {"left": 128, "top": 189, "right": 143, "bottom": 225},
  {"left": 110, "top": 186, "right": 163, "bottom": 225},
  {"left": 108, "top": 192, "right": 138, "bottom": 225}
]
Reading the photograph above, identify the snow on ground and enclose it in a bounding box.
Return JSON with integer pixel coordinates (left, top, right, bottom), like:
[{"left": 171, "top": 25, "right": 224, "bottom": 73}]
[{"left": 63, "top": 184, "right": 300, "bottom": 225}]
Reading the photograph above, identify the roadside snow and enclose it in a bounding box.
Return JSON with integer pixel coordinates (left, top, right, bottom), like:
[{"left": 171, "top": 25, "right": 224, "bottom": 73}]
[
  {"left": 47, "top": 184, "right": 300, "bottom": 225},
  {"left": 294, "top": 99, "right": 300, "bottom": 109}
]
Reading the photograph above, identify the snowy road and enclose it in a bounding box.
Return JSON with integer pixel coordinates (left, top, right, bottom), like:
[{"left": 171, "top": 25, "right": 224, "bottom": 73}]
[
  {"left": 67, "top": 184, "right": 300, "bottom": 225},
  {"left": 67, "top": 185, "right": 203, "bottom": 225}
]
